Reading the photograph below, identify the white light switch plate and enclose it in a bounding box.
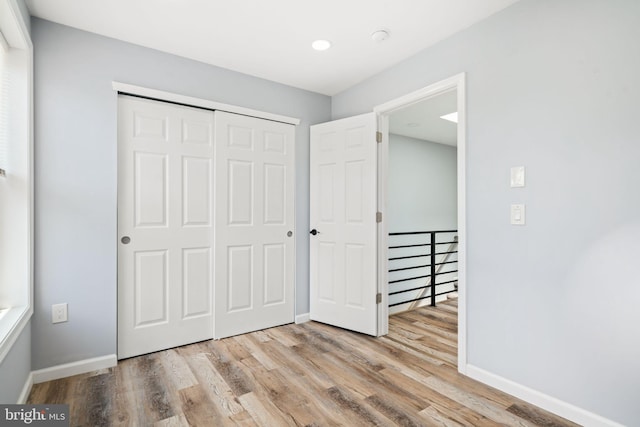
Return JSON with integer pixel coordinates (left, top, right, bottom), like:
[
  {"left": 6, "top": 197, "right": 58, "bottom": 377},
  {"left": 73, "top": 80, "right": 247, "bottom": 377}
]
[
  {"left": 511, "top": 204, "right": 526, "bottom": 225},
  {"left": 510, "top": 166, "right": 525, "bottom": 187}
]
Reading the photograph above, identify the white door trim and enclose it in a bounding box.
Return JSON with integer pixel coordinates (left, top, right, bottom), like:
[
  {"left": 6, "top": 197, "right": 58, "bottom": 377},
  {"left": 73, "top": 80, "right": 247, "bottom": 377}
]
[
  {"left": 373, "top": 72, "right": 467, "bottom": 372},
  {"left": 111, "top": 82, "right": 301, "bottom": 126}
]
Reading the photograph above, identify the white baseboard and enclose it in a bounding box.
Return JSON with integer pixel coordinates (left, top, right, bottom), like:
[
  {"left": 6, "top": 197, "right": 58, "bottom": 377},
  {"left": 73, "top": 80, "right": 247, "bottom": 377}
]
[
  {"left": 295, "top": 313, "right": 310, "bottom": 324},
  {"left": 17, "top": 372, "right": 33, "bottom": 404},
  {"left": 32, "top": 354, "right": 117, "bottom": 384},
  {"left": 466, "top": 364, "right": 624, "bottom": 427}
]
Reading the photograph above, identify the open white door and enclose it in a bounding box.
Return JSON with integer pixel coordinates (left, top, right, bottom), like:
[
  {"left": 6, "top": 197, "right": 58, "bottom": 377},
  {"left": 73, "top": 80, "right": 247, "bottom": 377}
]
[
  {"left": 118, "top": 96, "right": 214, "bottom": 359},
  {"left": 214, "top": 111, "right": 295, "bottom": 339},
  {"left": 310, "top": 113, "right": 378, "bottom": 336}
]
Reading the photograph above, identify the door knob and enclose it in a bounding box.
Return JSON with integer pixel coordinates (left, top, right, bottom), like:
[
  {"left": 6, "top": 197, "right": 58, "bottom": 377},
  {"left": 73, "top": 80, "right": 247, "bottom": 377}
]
[
  {"left": 121, "top": 236, "right": 131, "bottom": 244},
  {"left": 310, "top": 229, "right": 319, "bottom": 236},
  {"left": 287, "top": 231, "right": 293, "bottom": 237}
]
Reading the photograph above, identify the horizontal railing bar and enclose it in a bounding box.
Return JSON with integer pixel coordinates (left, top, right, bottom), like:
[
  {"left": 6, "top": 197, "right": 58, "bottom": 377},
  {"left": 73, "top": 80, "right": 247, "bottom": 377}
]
[
  {"left": 434, "top": 270, "right": 458, "bottom": 277},
  {"left": 388, "top": 241, "right": 457, "bottom": 250},
  {"left": 389, "top": 254, "right": 429, "bottom": 261},
  {"left": 389, "top": 244, "right": 431, "bottom": 249},
  {"left": 389, "top": 251, "right": 458, "bottom": 265},
  {"left": 435, "top": 240, "right": 458, "bottom": 245},
  {"left": 389, "top": 264, "right": 429, "bottom": 273},
  {"left": 434, "top": 279, "right": 458, "bottom": 286},
  {"left": 435, "top": 260, "right": 458, "bottom": 266},
  {"left": 389, "top": 274, "right": 431, "bottom": 284},
  {"left": 389, "top": 266, "right": 456, "bottom": 275},
  {"left": 433, "top": 250, "right": 457, "bottom": 256},
  {"left": 435, "top": 289, "right": 457, "bottom": 297},
  {"left": 389, "top": 230, "right": 457, "bottom": 236},
  {"left": 389, "top": 284, "right": 432, "bottom": 296}
]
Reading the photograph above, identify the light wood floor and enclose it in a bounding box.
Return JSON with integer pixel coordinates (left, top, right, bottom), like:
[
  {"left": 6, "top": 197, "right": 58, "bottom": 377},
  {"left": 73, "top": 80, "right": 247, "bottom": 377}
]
[{"left": 28, "top": 298, "right": 577, "bottom": 426}]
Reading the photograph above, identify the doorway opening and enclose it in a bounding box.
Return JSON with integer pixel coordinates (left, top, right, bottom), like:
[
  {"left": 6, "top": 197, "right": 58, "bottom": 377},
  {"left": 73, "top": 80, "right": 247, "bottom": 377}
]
[
  {"left": 375, "top": 73, "right": 466, "bottom": 372},
  {"left": 386, "top": 90, "right": 458, "bottom": 314}
]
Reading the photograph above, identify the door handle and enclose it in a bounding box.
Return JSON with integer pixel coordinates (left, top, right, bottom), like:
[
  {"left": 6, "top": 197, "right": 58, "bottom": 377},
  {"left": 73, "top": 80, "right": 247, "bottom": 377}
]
[
  {"left": 310, "top": 229, "right": 319, "bottom": 236},
  {"left": 121, "top": 236, "right": 131, "bottom": 244}
]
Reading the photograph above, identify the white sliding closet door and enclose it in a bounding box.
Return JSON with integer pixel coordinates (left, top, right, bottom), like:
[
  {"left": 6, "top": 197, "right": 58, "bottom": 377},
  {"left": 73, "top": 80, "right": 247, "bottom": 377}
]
[
  {"left": 118, "top": 95, "right": 214, "bottom": 359},
  {"left": 214, "top": 111, "right": 295, "bottom": 339}
]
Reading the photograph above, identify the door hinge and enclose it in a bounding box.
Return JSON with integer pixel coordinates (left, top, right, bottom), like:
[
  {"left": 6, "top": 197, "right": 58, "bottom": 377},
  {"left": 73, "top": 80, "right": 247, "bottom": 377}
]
[
  {"left": 376, "top": 212, "right": 382, "bottom": 223},
  {"left": 376, "top": 131, "right": 382, "bottom": 143},
  {"left": 376, "top": 293, "right": 382, "bottom": 304}
]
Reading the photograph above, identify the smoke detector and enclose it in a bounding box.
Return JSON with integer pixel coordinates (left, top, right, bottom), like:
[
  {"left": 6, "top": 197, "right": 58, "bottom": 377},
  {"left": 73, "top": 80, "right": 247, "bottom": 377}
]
[{"left": 371, "top": 29, "right": 390, "bottom": 43}]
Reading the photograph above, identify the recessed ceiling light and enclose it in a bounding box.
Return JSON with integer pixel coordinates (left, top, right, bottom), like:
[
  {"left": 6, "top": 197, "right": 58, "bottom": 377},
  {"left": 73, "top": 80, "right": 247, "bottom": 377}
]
[
  {"left": 312, "top": 40, "right": 332, "bottom": 51},
  {"left": 440, "top": 112, "right": 458, "bottom": 123}
]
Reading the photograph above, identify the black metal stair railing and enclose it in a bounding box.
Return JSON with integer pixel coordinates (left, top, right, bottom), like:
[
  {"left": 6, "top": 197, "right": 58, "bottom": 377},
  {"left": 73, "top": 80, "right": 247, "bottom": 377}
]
[{"left": 388, "top": 230, "right": 458, "bottom": 309}]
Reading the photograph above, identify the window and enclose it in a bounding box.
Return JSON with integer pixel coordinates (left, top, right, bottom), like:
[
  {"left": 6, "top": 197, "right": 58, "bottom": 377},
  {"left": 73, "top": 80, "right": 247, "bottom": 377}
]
[{"left": 0, "top": 0, "right": 33, "bottom": 364}]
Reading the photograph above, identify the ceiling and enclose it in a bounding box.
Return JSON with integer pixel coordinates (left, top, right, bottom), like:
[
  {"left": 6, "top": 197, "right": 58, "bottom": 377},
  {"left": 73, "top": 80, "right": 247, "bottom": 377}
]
[
  {"left": 25, "top": 0, "right": 519, "bottom": 96},
  {"left": 389, "top": 90, "right": 457, "bottom": 146}
]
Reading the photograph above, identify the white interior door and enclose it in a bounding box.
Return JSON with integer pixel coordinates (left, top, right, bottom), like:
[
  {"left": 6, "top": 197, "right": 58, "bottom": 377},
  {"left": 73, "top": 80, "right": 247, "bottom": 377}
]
[
  {"left": 118, "top": 95, "right": 214, "bottom": 359},
  {"left": 214, "top": 111, "right": 295, "bottom": 339},
  {"left": 310, "top": 112, "right": 378, "bottom": 336}
]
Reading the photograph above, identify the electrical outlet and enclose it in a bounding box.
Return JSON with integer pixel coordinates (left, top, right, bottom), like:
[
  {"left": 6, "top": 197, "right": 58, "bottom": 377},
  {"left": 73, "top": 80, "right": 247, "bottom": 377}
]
[{"left": 52, "top": 303, "right": 68, "bottom": 323}]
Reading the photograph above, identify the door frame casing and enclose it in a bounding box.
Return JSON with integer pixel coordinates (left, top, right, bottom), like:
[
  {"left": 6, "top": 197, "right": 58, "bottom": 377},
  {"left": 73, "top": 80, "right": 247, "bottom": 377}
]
[{"left": 373, "top": 73, "right": 467, "bottom": 373}]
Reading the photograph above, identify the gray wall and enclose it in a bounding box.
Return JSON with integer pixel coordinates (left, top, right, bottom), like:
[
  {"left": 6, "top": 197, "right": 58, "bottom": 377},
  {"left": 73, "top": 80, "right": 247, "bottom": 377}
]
[
  {"left": 388, "top": 134, "right": 457, "bottom": 233},
  {"left": 334, "top": 0, "right": 640, "bottom": 424},
  {"left": 31, "top": 18, "right": 330, "bottom": 370}
]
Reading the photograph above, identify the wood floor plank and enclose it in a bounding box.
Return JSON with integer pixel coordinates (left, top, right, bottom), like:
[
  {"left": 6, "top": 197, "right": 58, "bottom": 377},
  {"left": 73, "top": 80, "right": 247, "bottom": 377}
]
[
  {"left": 72, "top": 371, "right": 115, "bottom": 427},
  {"left": 419, "top": 402, "right": 494, "bottom": 427},
  {"left": 392, "top": 315, "right": 458, "bottom": 348},
  {"left": 264, "top": 325, "right": 300, "bottom": 347},
  {"left": 233, "top": 334, "right": 279, "bottom": 371},
  {"left": 112, "top": 359, "right": 148, "bottom": 426},
  {"left": 247, "top": 364, "right": 325, "bottom": 426},
  {"left": 507, "top": 402, "right": 579, "bottom": 427},
  {"left": 203, "top": 341, "right": 254, "bottom": 397},
  {"left": 159, "top": 348, "right": 198, "bottom": 391},
  {"left": 178, "top": 384, "right": 229, "bottom": 427},
  {"left": 325, "top": 385, "right": 395, "bottom": 427},
  {"left": 320, "top": 348, "right": 431, "bottom": 413},
  {"left": 260, "top": 337, "right": 336, "bottom": 390},
  {"left": 183, "top": 352, "right": 245, "bottom": 417},
  {"left": 132, "top": 353, "right": 178, "bottom": 423},
  {"left": 237, "top": 391, "right": 295, "bottom": 427},
  {"left": 154, "top": 413, "right": 190, "bottom": 427},
  {"left": 27, "top": 298, "right": 579, "bottom": 427},
  {"left": 37, "top": 377, "right": 71, "bottom": 405},
  {"left": 377, "top": 367, "right": 491, "bottom": 426},
  {"left": 26, "top": 381, "right": 50, "bottom": 405},
  {"left": 385, "top": 332, "right": 457, "bottom": 366},
  {"left": 420, "top": 375, "right": 534, "bottom": 427}
]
